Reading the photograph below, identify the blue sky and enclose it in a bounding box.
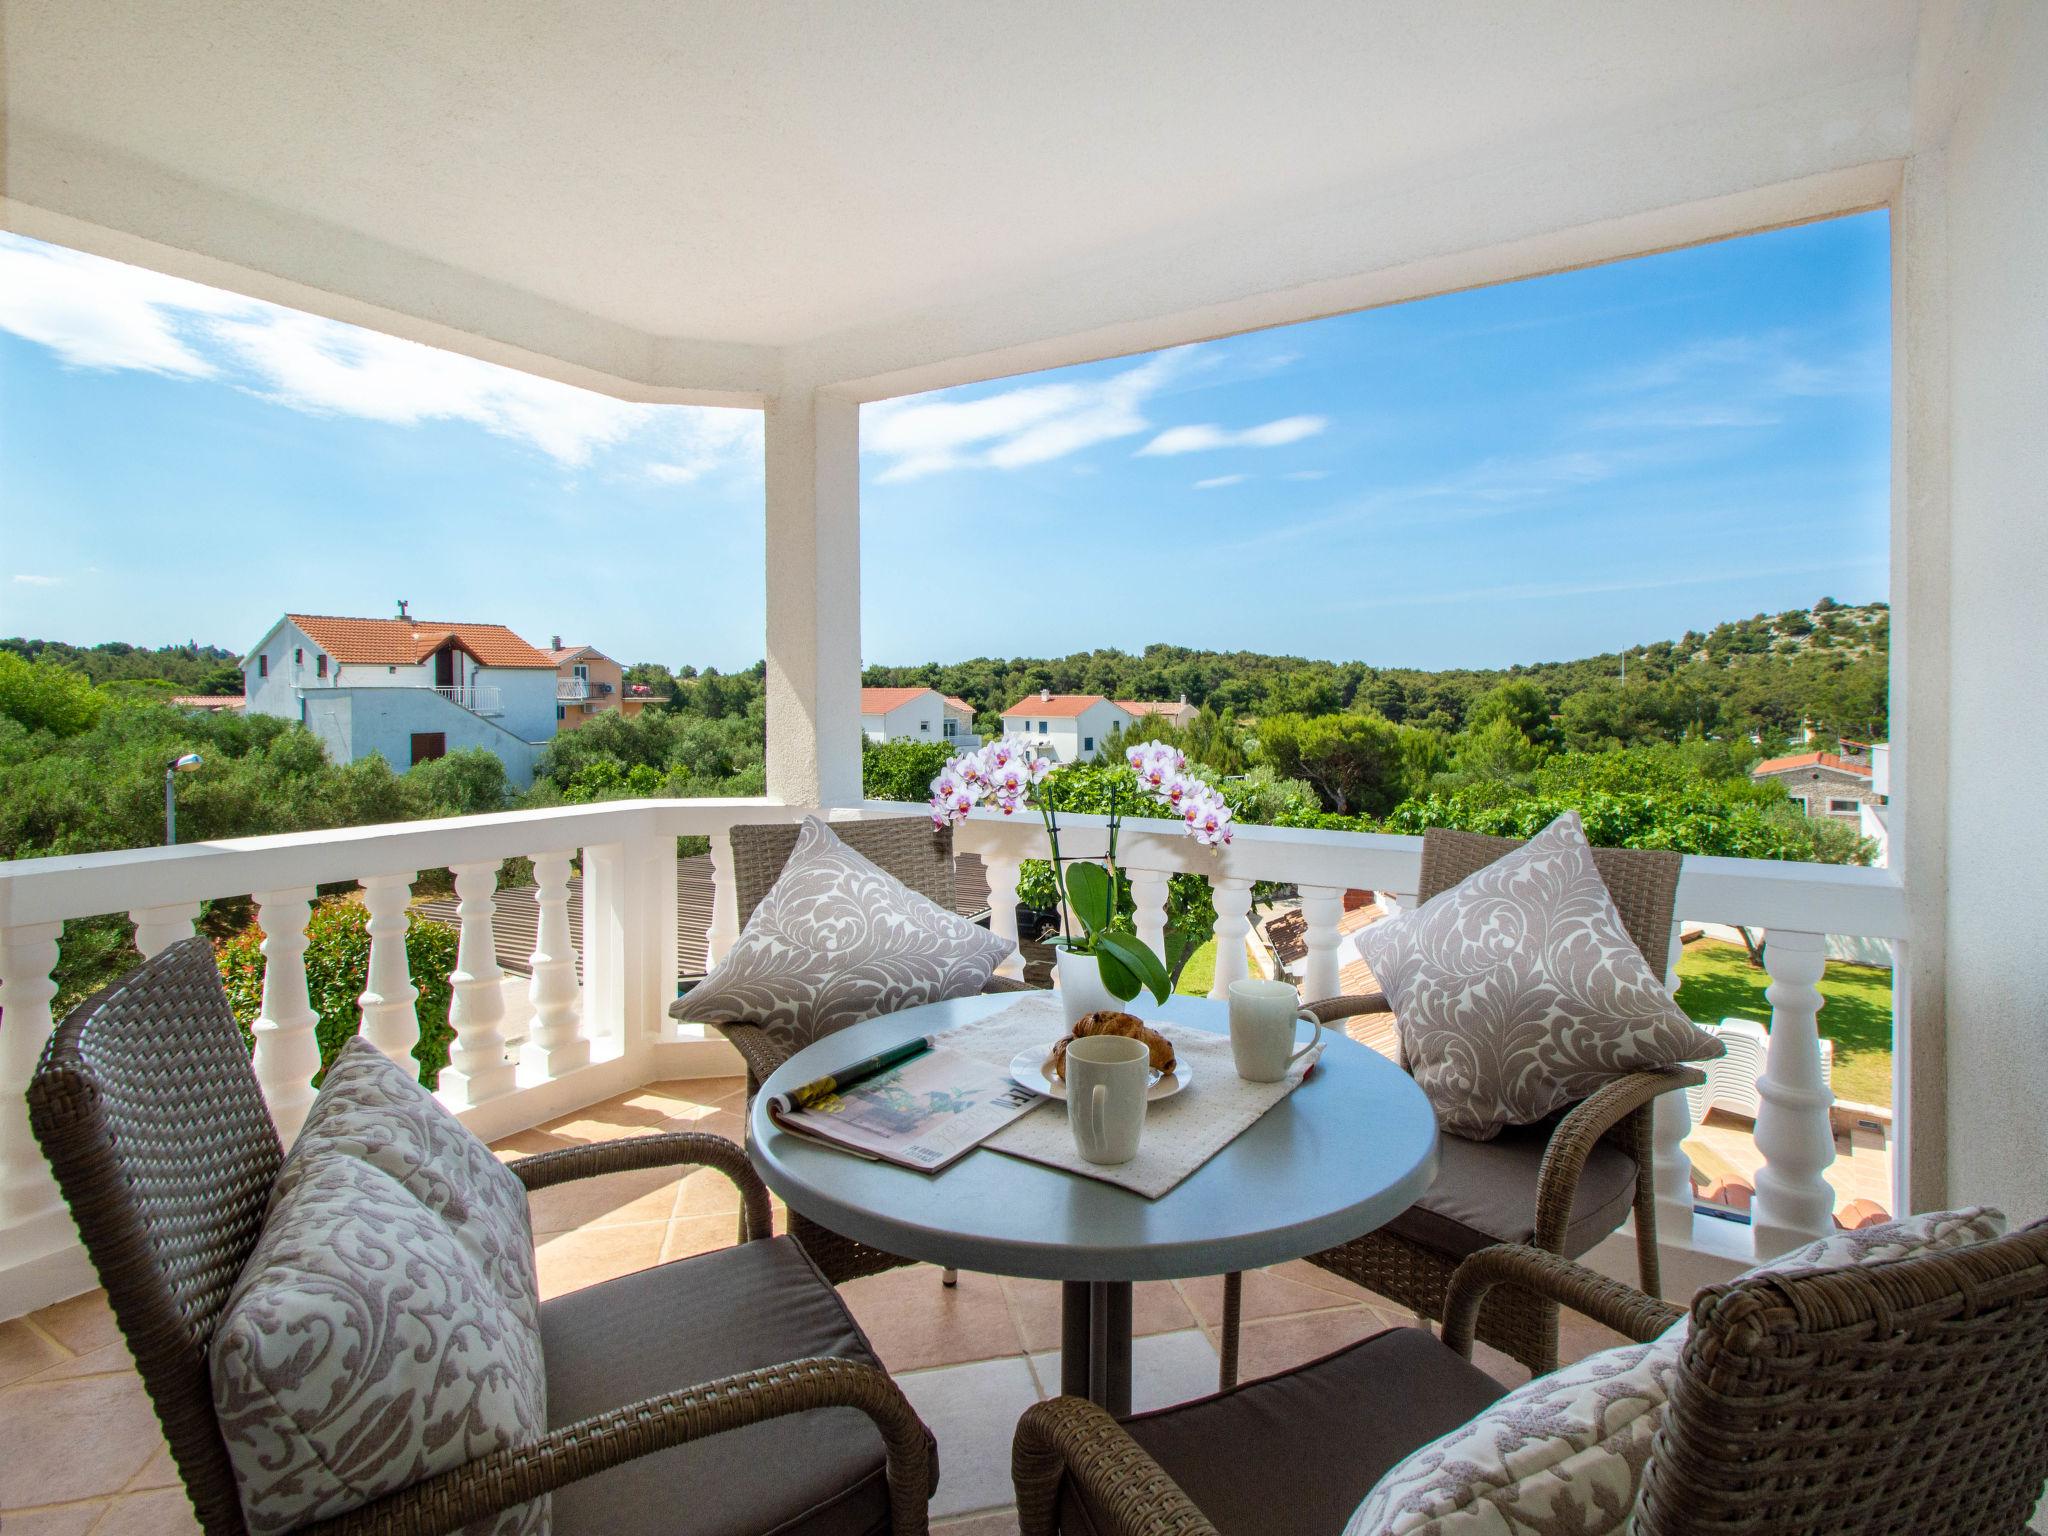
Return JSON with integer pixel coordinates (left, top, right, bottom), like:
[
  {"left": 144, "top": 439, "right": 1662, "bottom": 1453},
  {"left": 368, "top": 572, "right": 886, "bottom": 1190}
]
[{"left": 1, "top": 214, "right": 1889, "bottom": 672}]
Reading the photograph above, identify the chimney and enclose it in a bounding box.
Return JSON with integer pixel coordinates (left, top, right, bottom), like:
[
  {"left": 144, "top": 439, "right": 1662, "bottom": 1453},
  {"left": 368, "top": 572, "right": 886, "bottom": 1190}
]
[
  {"left": 1040, "top": 687, "right": 1051, "bottom": 702},
  {"left": 1178, "top": 693, "right": 1187, "bottom": 706},
  {"left": 551, "top": 634, "right": 563, "bottom": 651},
  {"left": 396, "top": 598, "right": 410, "bottom": 619}
]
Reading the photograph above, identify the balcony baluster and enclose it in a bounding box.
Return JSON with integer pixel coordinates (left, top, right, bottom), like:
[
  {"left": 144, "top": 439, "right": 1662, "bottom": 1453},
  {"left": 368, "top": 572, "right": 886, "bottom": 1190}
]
[
  {"left": 524, "top": 850, "right": 588, "bottom": 1077},
  {"left": 1127, "top": 867, "right": 1170, "bottom": 969},
  {"left": 1750, "top": 928, "right": 1837, "bottom": 1256},
  {"left": 1298, "top": 884, "right": 1344, "bottom": 1002},
  {"left": 982, "top": 851, "right": 1025, "bottom": 980},
  {"left": 249, "top": 887, "right": 321, "bottom": 1139},
  {"left": 129, "top": 902, "right": 199, "bottom": 960},
  {"left": 441, "top": 861, "right": 517, "bottom": 1106},
  {"left": 704, "top": 829, "right": 740, "bottom": 969},
  {"left": 0, "top": 923, "right": 66, "bottom": 1234},
  {"left": 357, "top": 872, "right": 421, "bottom": 1065},
  {"left": 1207, "top": 877, "right": 1256, "bottom": 1000},
  {"left": 1648, "top": 919, "right": 1697, "bottom": 1290}
]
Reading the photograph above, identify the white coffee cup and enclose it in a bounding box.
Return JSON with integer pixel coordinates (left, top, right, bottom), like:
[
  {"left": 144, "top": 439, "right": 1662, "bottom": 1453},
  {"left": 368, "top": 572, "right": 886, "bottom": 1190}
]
[
  {"left": 1066, "top": 1034, "right": 1150, "bottom": 1165},
  {"left": 1228, "top": 978, "right": 1323, "bottom": 1082}
]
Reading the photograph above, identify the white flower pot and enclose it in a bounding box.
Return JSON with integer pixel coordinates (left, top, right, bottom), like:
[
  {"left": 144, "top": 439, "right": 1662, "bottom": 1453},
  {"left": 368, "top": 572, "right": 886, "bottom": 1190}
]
[{"left": 1054, "top": 945, "right": 1121, "bottom": 1027}]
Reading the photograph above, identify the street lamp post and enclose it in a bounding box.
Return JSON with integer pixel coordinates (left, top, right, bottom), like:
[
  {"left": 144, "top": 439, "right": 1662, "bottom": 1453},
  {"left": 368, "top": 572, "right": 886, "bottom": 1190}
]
[{"left": 165, "top": 753, "right": 203, "bottom": 845}]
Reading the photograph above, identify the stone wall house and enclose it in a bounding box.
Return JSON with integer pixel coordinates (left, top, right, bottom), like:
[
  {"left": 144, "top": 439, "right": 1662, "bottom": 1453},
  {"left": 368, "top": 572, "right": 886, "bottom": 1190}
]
[{"left": 1750, "top": 750, "right": 1881, "bottom": 823}]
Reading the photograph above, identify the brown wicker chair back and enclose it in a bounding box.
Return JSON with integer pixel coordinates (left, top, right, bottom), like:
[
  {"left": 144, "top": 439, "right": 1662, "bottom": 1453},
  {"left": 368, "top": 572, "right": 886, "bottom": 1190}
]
[
  {"left": 1419, "top": 827, "right": 1682, "bottom": 976},
  {"left": 27, "top": 935, "right": 280, "bottom": 1536},
  {"left": 1637, "top": 1218, "right": 2048, "bottom": 1536},
  {"left": 731, "top": 816, "right": 957, "bottom": 927}
]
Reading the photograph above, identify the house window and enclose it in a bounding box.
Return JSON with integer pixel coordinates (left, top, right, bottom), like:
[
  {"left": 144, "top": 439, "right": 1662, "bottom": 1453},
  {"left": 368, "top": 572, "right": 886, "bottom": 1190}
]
[
  {"left": 1829, "top": 798, "right": 1860, "bottom": 814},
  {"left": 1789, "top": 796, "right": 1808, "bottom": 813},
  {"left": 556, "top": 705, "right": 565, "bottom": 721},
  {"left": 1039, "top": 719, "right": 1049, "bottom": 732},
  {"left": 944, "top": 719, "right": 957, "bottom": 737},
  {"left": 1083, "top": 736, "right": 1094, "bottom": 752},
  {"left": 316, "top": 654, "right": 328, "bottom": 678},
  {"left": 294, "top": 648, "right": 303, "bottom": 665},
  {"left": 920, "top": 719, "right": 931, "bottom": 733},
  {"left": 409, "top": 732, "right": 446, "bottom": 765},
  {"left": 257, "top": 654, "right": 268, "bottom": 678}
]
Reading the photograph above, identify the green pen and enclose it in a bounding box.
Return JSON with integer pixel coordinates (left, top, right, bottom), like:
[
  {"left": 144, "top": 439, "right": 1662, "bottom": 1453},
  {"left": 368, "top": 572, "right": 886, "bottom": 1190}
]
[{"left": 771, "top": 1035, "right": 935, "bottom": 1114}]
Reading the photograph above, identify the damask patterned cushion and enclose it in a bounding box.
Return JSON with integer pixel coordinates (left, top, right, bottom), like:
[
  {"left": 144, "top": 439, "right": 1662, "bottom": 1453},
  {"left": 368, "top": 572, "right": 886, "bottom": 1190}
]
[
  {"left": 212, "top": 1155, "right": 548, "bottom": 1536},
  {"left": 1346, "top": 1205, "right": 2008, "bottom": 1535},
  {"left": 1356, "top": 812, "right": 1723, "bottom": 1141},
  {"left": 675, "top": 816, "right": 1014, "bottom": 1055},
  {"left": 280, "top": 1037, "right": 541, "bottom": 1333}
]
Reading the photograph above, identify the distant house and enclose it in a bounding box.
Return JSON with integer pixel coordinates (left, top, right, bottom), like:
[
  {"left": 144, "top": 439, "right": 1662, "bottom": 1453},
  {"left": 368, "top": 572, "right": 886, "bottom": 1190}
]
[
  {"left": 171, "top": 695, "right": 245, "bottom": 713},
  {"left": 241, "top": 607, "right": 558, "bottom": 786},
  {"left": 1751, "top": 749, "right": 1882, "bottom": 825},
  {"left": 1000, "top": 691, "right": 1136, "bottom": 763},
  {"left": 860, "top": 687, "right": 980, "bottom": 751},
  {"left": 549, "top": 640, "right": 648, "bottom": 731},
  {"left": 1116, "top": 695, "right": 1197, "bottom": 732}
]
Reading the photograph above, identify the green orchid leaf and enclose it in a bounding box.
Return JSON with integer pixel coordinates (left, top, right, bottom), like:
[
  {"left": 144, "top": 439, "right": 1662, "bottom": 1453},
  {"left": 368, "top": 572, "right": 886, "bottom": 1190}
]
[
  {"left": 1064, "top": 860, "right": 1113, "bottom": 936},
  {"left": 1090, "top": 942, "right": 1143, "bottom": 1003},
  {"left": 1092, "top": 929, "right": 1172, "bottom": 1007}
]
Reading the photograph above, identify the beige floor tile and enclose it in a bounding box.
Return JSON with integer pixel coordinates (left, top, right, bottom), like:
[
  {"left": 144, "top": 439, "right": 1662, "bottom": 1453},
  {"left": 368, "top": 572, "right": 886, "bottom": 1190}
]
[
  {"left": 26, "top": 1291, "right": 121, "bottom": 1357},
  {"left": 1556, "top": 1308, "right": 1635, "bottom": 1366},
  {"left": 1264, "top": 1257, "right": 1403, "bottom": 1310},
  {"left": 28, "top": 1338, "right": 136, "bottom": 1383},
  {"left": 540, "top": 1101, "right": 674, "bottom": 1142},
  {"left": 525, "top": 1165, "right": 688, "bottom": 1236},
  {"left": 1470, "top": 1339, "right": 1531, "bottom": 1389},
  {"left": 671, "top": 1165, "right": 744, "bottom": 1218},
  {"left": 490, "top": 1127, "right": 576, "bottom": 1159},
  {"left": 1177, "top": 1267, "right": 1355, "bottom": 1327},
  {"left": 896, "top": 1355, "right": 1041, "bottom": 1519},
  {"left": 841, "top": 1266, "right": 1024, "bottom": 1374},
  {"left": 0, "top": 1318, "right": 69, "bottom": 1388},
  {"left": 663, "top": 1107, "right": 745, "bottom": 1143},
  {"left": 999, "top": 1277, "right": 1192, "bottom": 1353},
  {"left": 1232, "top": 1306, "right": 1383, "bottom": 1386},
  {"left": 1027, "top": 1329, "right": 1223, "bottom": 1413},
  {"left": 0, "top": 1502, "right": 110, "bottom": 1536},
  {"left": 93, "top": 1486, "right": 204, "bottom": 1536},
  {"left": 534, "top": 1222, "right": 666, "bottom": 1299},
  {"left": 658, "top": 1214, "right": 746, "bottom": 1264},
  {"left": 933, "top": 1510, "right": 1022, "bottom": 1535},
  {"left": 123, "top": 1442, "right": 181, "bottom": 1493},
  {"left": 633, "top": 1076, "right": 745, "bottom": 1112},
  {"left": 0, "top": 1372, "right": 164, "bottom": 1507}
]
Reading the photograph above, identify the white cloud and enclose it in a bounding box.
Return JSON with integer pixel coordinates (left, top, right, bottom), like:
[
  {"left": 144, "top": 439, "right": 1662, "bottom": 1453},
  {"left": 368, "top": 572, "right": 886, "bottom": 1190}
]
[
  {"left": 11, "top": 574, "right": 63, "bottom": 587},
  {"left": 0, "top": 232, "right": 760, "bottom": 475},
  {"left": 865, "top": 348, "right": 1200, "bottom": 482},
  {"left": 1193, "top": 474, "right": 1248, "bottom": 490},
  {"left": 1136, "top": 414, "right": 1327, "bottom": 456},
  {"left": 1590, "top": 331, "right": 1884, "bottom": 435}
]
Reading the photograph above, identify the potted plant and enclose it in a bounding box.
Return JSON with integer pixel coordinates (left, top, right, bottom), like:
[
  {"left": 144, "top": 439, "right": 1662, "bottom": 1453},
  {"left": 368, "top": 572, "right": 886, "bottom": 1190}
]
[{"left": 930, "top": 738, "right": 1234, "bottom": 1025}]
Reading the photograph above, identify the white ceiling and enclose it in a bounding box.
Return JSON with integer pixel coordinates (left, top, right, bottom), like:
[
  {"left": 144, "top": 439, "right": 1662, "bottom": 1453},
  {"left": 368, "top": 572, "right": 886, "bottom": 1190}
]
[{"left": 2, "top": 1, "right": 1925, "bottom": 391}]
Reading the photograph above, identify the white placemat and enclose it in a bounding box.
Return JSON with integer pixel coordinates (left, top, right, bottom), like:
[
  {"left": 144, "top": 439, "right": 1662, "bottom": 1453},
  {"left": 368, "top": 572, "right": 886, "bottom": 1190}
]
[{"left": 934, "top": 993, "right": 1322, "bottom": 1199}]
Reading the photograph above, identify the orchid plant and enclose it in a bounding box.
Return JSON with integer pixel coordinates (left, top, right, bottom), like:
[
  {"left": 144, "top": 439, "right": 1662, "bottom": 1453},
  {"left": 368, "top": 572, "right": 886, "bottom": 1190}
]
[{"left": 930, "top": 737, "right": 1234, "bottom": 1006}]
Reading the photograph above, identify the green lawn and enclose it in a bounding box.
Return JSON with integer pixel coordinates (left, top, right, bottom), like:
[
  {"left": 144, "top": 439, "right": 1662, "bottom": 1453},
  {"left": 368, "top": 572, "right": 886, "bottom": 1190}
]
[
  {"left": 1673, "top": 939, "right": 1894, "bottom": 1107},
  {"left": 1174, "top": 937, "right": 1217, "bottom": 996}
]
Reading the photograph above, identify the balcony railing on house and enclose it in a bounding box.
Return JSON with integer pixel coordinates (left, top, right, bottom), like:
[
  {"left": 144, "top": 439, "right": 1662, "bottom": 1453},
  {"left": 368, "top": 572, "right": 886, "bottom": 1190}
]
[
  {"left": 557, "top": 679, "right": 589, "bottom": 701},
  {"left": 433, "top": 682, "right": 503, "bottom": 715},
  {"left": 0, "top": 799, "right": 1908, "bottom": 1318}
]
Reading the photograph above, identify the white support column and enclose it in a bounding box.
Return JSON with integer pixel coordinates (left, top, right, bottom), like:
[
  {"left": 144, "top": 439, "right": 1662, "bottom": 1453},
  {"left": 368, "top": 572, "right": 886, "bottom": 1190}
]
[
  {"left": 582, "top": 840, "right": 665, "bottom": 1058},
  {"left": 439, "top": 862, "right": 517, "bottom": 1108},
  {"left": 982, "top": 851, "right": 1025, "bottom": 980},
  {"left": 1751, "top": 929, "right": 1837, "bottom": 1257},
  {"left": 250, "top": 888, "right": 321, "bottom": 1140},
  {"left": 1128, "top": 868, "right": 1171, "bottom": 966},
  {"left": 1207, "top": 877, "right": 1256, "bottom": 1001},
  {"left": 763, "top": 388, "right": 863, "bottom": 807},
  {"left": 1298, "top": 885, "right": 1344, "bottom": 1001},
  {"left": 357, "top": 873, "right": 420, "bottom": 1066},
  {"left": 704, "top": 828, "right": 740, "bottom": 970},
  {"left": 0, "top": 922, "right": 69, "bottom": 1235},
  {"left": 524, "top": 850, "right": 588, "bottom": 1077},
  {"left": 1650, "top": 920, "right": 1698, "bottom": 1273},
  {"left": 129, "top": 902, "right": 200, "bottom": 959}
]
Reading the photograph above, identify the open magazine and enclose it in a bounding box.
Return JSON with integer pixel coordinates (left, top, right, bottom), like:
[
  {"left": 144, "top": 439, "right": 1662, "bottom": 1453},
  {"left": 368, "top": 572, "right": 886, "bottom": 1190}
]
[{"left": 766, "top": 1045, "right": 1044, "bottom": 1172}]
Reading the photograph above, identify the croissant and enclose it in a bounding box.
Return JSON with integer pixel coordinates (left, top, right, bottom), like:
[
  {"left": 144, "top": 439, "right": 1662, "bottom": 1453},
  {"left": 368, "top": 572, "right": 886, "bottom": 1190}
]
[{"left": 1046, "top": 1010, "right": 1176, "bottom": 1079}]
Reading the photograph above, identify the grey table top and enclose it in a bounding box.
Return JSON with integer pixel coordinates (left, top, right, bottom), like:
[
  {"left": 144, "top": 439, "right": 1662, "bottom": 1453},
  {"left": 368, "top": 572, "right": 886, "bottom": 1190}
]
[{"left": 748, "top": 992, "right": 1440, "bottom": 1283}]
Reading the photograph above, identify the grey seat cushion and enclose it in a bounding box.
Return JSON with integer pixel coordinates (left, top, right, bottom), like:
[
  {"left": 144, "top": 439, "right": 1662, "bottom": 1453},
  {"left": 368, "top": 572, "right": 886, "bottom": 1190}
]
[
  {"left": 541, "top": 1235, "right": 928, "bottom": 1536},
  {"left": 1387, "top": 1116, "right": 1638, "bottom": 1261},
  {"left": 1059, "top": 1326, "right": 1506, "bottom": 1536}
]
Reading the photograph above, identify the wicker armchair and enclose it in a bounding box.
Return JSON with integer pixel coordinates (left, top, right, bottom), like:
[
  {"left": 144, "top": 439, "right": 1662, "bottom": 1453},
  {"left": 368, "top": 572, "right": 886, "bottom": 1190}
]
[
  {"left": 1216, "top": 827, "right": 1705, "bottom": 1384},
  {"left": 673, "top": 815, "right": 1032, "bottom": 1285},
  {"left": 1016, "top": 1222, "right": 2048, "bottom": 1535},
  {"left": 28, "top": 937, "right": 939, "bottom": 1536}
]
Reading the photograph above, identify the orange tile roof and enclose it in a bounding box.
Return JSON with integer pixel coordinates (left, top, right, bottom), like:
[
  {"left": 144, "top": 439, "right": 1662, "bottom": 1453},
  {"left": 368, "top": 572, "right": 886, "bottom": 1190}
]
[
  {"left": 172, "top": 695, "right": 245, "bottom": 709},
  {"left": 288, "top": 614, "right": 554, "bottom": 669},
  {"left": 942, "top": 695, "right": 975, "bottom": 713},
  {"left": 1003, "top": 693, "right": 1119, "bottom": 718},
  {"left": 1751, "top": 751, "right": 1872, "bottom": 778},
  {"left": 548, "top": 644, "right": 612, "bottom": 666},
  {"left": 859, "top": 686, "right": 936, "bottom": 714},
  {"left": 1116, "top": 699, "right": 1188, "bottom": 714}
]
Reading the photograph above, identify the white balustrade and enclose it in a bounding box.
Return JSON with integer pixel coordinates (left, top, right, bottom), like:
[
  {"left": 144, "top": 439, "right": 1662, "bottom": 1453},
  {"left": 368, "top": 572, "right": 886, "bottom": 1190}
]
[
  {"left": 525, "top": 850, "right": 589, "bottom": 1077},
  {"left": 250, "top": 887, "right": 321, "bottom": 1140},
  {"left": 1750, "top": 928, "right": 1837, "bottom": 1257},
  {"left": 1207, "top": 877, "right": 1256, "bottom": 1000},
  {"left": 705, "top": 828, "right": 740, "bottom": 969},
  {"left": 1648, "top": 920, "right": 1697, "bottom": 1287},
  {"left": 357, "top": 872, "right": 421, "bottom": 1065},
  {"left": 129, "top": 901, "right": 200, "bottom": 959},
  {"left": 982, "top": 851, "right": 1025, "bottom": 980},
  {"left": 440, "top": 861, "right": 517, "bottom": 1107},
  {"left": 0, "top": 924, "right": 66, "bottom": 1230},
  {"left": 1127, "top": 867, "right": 1171, "bottom": 969},
  {"left": 1298, "top": 884, "right": 1344, "bottom": 1001}
]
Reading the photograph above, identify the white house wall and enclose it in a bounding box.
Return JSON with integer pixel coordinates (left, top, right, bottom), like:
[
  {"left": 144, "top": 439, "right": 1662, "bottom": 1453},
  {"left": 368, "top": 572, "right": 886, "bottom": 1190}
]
[{"left": 301, "top": 689, "right": 545, "bottom": 787}]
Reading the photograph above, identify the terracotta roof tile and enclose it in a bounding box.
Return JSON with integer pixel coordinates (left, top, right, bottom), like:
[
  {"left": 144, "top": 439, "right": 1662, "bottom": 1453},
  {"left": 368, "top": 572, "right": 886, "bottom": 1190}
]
[
  {"left": 1002, "top": 693, "right": 1121, "bottom": 718},
  {"left": 942, "top": 695, "right": 975, "bottom": 713},
  {"left": 287, "top": 614, "right": 554, "bottom": 668},
  {"left": 1751, "top": 751, "right": 1872, "bottom": 778},
  {"left": 859, "top": 686, "right": 936, "bottom": 713}
]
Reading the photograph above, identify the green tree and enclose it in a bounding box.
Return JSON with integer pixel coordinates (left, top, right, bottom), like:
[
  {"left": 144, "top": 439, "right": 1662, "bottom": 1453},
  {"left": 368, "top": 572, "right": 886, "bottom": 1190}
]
[
  {"left": 1255, "top": 711, "right": 1410, "bottom": 815},
  {"left": 0, "top": 652, "right": 105, "bottom": 736},
  {"left": 1467, "top": 679, "right": 1557, "bottom": 748},
  {"left": 862, "top": 738, "right": 955, "bottom": 802}
]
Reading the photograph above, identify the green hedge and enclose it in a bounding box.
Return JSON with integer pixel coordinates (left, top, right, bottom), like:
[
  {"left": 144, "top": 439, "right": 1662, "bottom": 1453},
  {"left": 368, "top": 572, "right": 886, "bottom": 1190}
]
[{"left": 216, "top": 895, "right": 458, "bottom": 1088}]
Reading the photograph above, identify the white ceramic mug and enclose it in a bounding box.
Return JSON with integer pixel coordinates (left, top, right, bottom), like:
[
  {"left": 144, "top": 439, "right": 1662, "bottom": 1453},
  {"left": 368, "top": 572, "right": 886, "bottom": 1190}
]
[
  {"left": 1228, "top": 978, "right": 1323, "bottom": 1082},
  {"left": 1066, "top": 1034, "right": 1150, "bottom": 1165}
]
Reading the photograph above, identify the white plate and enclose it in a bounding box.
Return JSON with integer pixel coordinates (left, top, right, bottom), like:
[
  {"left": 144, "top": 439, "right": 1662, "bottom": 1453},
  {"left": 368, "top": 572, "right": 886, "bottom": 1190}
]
[{"left": 1009, "top": 1044, "right": 1191, "bottom": 1102}]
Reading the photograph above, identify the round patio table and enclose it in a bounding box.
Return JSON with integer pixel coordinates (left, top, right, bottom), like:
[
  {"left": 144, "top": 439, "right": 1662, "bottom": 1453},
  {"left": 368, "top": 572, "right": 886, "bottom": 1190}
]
[{"left": 749, "top": 991, "right": 1438, "bottom": 1415}]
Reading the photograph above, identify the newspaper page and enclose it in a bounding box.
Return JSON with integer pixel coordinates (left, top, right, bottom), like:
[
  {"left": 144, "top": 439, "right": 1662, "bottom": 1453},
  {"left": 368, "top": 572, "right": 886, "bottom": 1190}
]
[{"left": 770, "top": 1046, "right": 1044, "bottom": 1172}]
